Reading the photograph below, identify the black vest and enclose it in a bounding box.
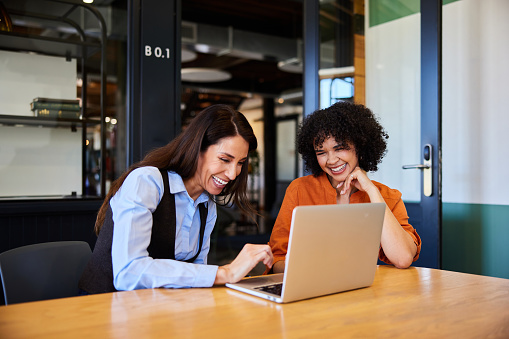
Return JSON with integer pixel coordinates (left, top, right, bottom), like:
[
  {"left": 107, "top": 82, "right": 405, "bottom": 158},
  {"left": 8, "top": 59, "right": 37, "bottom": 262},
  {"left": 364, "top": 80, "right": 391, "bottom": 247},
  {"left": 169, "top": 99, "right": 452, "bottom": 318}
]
[{"left": 78, "top": 169, "right": 207, "bottom": 294}]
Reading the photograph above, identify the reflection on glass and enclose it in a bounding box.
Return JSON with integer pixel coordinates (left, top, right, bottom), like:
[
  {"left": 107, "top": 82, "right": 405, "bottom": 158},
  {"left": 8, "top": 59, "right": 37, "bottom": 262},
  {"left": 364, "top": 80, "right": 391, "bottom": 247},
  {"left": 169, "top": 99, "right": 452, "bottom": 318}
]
[
  {"left": 319, "top": 0, "right": 354, "bottom": 69},
  {"left": 320, "top": 77, "right": 354, "bottom": 109},
  {"left": 276, "top": 120, "right": 297, "bottom": 182}
]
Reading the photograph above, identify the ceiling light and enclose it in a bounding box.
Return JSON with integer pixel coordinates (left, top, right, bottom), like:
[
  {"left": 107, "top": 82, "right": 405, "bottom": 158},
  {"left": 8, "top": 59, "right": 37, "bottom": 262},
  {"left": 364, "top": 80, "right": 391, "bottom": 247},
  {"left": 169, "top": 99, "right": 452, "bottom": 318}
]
[
  {"left": 181, "top": 68, "right": 231, "bottom": 83},
  {"left": 318, "top": 66, "right": 355, "bottom": 77},
  {"left": 278, "top": 57, "right": 303, "bottom": 73},
  {"left": 181, "top": 50, "right": 197, "bottom": 63},
  {"left": 278, "top": 39, "right": 303, "bottom": 73},
  {"left": 277, "top": 89, "right": 303, "bottom": 104}
]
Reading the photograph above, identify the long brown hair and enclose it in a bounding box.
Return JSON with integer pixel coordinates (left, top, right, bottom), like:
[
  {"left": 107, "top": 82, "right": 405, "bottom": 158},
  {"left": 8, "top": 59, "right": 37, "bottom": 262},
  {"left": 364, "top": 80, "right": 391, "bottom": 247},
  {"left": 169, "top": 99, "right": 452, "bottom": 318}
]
[{"left": 94, "top": 104, "right": 258, "bottom": 235}]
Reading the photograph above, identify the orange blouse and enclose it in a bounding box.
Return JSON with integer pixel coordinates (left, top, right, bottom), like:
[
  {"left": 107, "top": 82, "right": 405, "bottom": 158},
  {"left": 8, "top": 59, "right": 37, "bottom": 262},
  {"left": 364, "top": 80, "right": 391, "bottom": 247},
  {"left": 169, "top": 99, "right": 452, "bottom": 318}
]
[{"left": 268, "top": 173, "right": 422, "bottom": 269}]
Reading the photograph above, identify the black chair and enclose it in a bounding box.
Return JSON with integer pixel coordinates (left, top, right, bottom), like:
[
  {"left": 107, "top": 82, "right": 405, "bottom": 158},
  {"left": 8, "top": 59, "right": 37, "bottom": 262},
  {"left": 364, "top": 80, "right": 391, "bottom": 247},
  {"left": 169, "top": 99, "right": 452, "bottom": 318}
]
[{"left": 0, "top": 241, "right": 92, "bottom": 305}]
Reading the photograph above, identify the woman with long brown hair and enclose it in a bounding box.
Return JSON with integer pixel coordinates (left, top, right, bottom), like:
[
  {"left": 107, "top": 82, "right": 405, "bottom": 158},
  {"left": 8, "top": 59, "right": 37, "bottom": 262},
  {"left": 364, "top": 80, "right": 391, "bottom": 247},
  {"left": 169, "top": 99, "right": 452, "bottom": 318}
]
[{"left": 79, "top": 104, "right": 272, "bottom": 294}]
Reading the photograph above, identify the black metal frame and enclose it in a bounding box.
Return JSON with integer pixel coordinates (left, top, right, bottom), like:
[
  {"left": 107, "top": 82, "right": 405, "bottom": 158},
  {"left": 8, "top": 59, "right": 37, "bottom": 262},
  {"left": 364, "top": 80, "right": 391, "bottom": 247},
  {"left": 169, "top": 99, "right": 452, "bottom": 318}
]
[
  {"left": 418, "top": 0, "right": 443, "bottom": 269},
  {"left": 303, "top": 0, "right": 320, "bottom": 118}
]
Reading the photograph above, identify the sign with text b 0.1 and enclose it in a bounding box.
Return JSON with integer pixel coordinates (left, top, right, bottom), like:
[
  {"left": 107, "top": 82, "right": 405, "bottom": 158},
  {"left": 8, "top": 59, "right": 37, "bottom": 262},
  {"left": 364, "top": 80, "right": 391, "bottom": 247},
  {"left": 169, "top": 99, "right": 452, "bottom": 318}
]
[{"left": 145, "top": 45, "right": 170, "bottom": 59}]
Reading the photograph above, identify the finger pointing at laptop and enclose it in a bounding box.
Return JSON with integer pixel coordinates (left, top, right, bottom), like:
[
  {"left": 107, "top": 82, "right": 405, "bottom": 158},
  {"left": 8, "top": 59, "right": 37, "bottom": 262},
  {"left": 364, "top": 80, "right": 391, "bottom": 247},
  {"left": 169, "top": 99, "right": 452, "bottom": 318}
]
[{"left": 215, "top": 244, "right": 274, "bottom": 284}]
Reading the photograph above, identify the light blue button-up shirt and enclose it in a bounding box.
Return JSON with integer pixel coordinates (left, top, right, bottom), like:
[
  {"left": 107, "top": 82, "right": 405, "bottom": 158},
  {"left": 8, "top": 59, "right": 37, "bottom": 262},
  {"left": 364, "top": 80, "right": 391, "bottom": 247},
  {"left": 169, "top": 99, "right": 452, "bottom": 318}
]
[{"left": 110, "top": 167, "right": 218, "bottom": 290}]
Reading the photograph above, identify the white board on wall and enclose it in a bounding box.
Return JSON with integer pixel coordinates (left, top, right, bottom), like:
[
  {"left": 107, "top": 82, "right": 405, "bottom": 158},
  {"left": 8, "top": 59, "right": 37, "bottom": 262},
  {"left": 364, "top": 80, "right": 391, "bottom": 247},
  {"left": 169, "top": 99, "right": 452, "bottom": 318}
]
[
  {"left": 0, "top": 50, "right": 77, "bottom": 116},
  {"left": 0, "top": 50, "right": 81, "bottom": 197},
  {"left": 0, "top": 126, "right": 82, "bottom": 197}
]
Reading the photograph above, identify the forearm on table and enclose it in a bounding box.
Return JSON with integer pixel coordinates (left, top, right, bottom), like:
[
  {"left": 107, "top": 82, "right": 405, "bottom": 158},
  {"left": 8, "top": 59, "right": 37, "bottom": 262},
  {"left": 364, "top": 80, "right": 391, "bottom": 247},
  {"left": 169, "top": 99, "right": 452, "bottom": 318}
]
[
  {"left": 366, "top": 187, "right": 417, "bottom": 268},
  {"left": 380, "top": 208, "right": 417, "bottom": 268}
]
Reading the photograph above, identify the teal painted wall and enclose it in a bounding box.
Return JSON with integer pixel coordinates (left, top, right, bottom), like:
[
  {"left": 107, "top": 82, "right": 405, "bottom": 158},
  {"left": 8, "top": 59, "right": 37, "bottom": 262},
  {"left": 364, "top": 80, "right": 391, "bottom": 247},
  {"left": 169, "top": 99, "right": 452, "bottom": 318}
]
[
  {"left": 369, "top": 0, "right": 460, "bottom": 27},
  {"left": 442, "top": 203, "right": 509, "bottom": 279}
]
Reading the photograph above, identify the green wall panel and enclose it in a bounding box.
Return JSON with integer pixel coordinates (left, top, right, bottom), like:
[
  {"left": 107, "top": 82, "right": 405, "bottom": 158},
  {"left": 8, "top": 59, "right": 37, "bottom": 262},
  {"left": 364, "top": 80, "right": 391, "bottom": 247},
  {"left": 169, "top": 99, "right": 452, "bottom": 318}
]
[
  {"left": 369, "top": 0, "right": 460, "bottom": 27},
  {"left": 442, "top": 203, "right": 509, "bottom": 279}
]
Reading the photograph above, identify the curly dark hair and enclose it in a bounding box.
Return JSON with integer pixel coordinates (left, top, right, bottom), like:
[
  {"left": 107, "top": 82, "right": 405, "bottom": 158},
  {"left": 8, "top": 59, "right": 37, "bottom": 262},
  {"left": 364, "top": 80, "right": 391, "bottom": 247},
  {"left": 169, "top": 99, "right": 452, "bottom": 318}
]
[{"left": 297, "top": 101, "right": 388, "bottom": 176}]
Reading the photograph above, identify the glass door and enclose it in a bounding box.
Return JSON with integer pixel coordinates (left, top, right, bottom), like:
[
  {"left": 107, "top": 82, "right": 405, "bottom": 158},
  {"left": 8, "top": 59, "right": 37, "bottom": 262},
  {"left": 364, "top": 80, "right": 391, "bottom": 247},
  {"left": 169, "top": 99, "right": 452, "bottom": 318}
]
[{"left": 364, "top": 0, "right": 441, "bottom": 268}]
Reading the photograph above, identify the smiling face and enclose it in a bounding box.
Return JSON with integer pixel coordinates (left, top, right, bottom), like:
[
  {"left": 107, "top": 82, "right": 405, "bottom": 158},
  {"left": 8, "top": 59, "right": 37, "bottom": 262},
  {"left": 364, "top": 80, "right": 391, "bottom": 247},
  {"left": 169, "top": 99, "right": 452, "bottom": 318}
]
[
  {"left": 186, "top": 135, "right": 249, "bottom": 200},
  {"left": 315, "top": 136, "right": 359, "bottom": 187}
]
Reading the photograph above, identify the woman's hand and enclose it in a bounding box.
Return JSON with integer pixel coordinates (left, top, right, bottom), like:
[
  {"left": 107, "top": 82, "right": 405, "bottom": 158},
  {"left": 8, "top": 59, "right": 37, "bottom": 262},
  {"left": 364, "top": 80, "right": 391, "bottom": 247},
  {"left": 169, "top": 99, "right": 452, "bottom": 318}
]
[
  {"left": 342, "top": 167, "right": 376, "bottom": 195},
  {"left": 336, "top": 167, "right": 377, "bottom": 204},
  {"left": 214, "top": 244, "right": 274, "bottom": 285},
  {"left": 337, "top": 167, "right": 417, "bottom": 268}
]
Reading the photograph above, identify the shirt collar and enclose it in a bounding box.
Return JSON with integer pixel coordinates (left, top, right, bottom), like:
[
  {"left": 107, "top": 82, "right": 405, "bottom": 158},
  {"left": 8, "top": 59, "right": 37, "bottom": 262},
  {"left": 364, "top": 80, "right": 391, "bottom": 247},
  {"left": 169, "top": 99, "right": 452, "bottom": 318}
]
[{"left": 168, "top": 171, "right": 210, "bottom": 205}]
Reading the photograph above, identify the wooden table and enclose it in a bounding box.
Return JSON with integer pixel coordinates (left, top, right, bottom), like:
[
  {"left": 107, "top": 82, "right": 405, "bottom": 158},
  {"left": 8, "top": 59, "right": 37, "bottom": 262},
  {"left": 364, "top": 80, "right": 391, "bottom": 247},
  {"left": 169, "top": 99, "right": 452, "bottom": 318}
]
[{"left": 1, "top": 266, "right": 509, "bottom": 338}]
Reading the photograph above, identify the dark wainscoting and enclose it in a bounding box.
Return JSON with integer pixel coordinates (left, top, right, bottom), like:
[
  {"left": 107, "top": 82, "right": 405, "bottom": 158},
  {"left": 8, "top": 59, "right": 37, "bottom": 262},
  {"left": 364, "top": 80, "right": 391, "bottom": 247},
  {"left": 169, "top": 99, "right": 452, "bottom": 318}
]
[
  {"left": 0, "top": 199, "right": 102, "bottom": 305},
  {"left": 0, "top": 199, "right": 101, "bottom": 254}
]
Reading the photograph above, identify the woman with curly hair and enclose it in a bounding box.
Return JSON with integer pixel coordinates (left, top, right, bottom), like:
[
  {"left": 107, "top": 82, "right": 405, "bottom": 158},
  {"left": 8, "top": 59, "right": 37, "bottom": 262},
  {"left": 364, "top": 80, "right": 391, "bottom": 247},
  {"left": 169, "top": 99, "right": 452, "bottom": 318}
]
[
  {"left": 79, "top": 104, "right": 273, "bottom": 294},
  {"left": 268, "top": 101, "right": 421, "bottom": 273}
]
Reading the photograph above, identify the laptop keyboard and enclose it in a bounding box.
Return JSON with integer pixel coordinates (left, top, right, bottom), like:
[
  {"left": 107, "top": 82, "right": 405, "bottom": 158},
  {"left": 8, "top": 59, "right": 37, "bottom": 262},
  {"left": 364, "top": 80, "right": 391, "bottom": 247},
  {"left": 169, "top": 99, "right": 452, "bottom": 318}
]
[{"left": 255, "top": 283, "right": 283, "bottom": 296}]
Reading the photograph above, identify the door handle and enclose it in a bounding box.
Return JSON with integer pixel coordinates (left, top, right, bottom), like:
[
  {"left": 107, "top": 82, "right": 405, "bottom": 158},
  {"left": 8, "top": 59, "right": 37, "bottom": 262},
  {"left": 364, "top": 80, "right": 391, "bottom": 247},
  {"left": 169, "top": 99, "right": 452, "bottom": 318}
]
[
  {"left": 402, "top": 164, "right": 430, "bottom": 169},
  {"left": 402, "top": 144, "right": 432, "bottom": 197}
]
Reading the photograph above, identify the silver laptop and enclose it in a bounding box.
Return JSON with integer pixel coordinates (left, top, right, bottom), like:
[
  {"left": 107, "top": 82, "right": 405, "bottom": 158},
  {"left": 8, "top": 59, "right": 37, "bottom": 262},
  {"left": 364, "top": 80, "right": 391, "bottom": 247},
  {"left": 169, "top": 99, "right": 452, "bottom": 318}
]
[{"left": 226, "top": 203, "right": 385, "bottom": 303}]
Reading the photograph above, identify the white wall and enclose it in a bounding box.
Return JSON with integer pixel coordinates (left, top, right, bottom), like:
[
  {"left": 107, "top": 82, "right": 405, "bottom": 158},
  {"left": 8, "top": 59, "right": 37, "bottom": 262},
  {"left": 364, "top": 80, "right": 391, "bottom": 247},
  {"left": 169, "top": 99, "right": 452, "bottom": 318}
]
[
  {"left": 365, "top": 9, "right": 421, "bottom": 202},
  {"left": 442, "top": 0, "right": 509, "bottom": 205},
  {"left": 366, "top": 0, "right": 509, "bottom": 206}
]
